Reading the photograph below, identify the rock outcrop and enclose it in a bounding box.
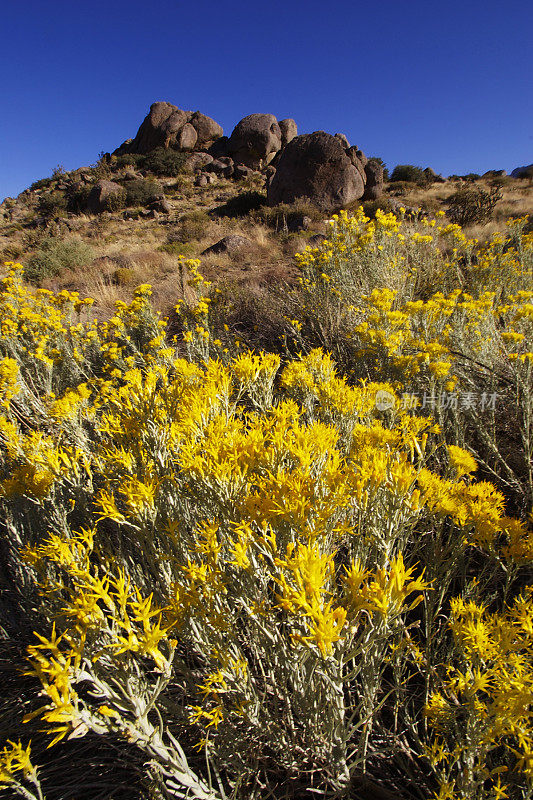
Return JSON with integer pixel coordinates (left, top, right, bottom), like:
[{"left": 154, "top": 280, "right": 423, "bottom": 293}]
[
  {"left": 267, "top": 131, "right": 366, "bottom": 212},
  {"left": 363, "top": 160, "right": 384, "bottom": 201},
  {"left": 112, "top": 102, "right": 386, "bottom": 209},
  {"left": 511, "top": 164, "right": 533, "bottom": 179},
  {"left": 226, "top": 114, "right": 284, "bottom": 169},
  {"left": 115, "top": 102, "right": 223, "bottom": 155}
]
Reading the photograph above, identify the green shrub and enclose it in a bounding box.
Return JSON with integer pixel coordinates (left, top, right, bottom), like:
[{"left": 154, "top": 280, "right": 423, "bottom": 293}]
[
  {"left": 124, "top": 179, "right": 163, "bottom": 208},
  {"left": 389, "top": 164, "right": 428, "bottom": 185},
  {"left": 29, "top": 176, "right": 54, "bottom": 191},
  {"left": 446, "top": 186, "right": 503, "bottom": 226},
  {"left": 361, "top": 198, "right": 397, "bottom": 218},
  {"left": 24, "top": 237, "right": 94, "bottom": 283},
  {"left": 112, "top": 267, "right": 136, "bottom": 286},
  {"left": 387, "top": 181, "right": 412, "bottom": 197},
  {"left": 142, "top": 147, "right": 187, "bottom": 176},
  {"left": 173, "top": 210, "right": 210, "bottom": 242},
  {"left": 66, "top": 184, "right": 93, "bottom": 214},
  {"left": 113, "top": 153, "right": 146, "bottom": 169},
  {"left": 449, "top": 173, "right": 481, "bottom": 183},
  {"left": 213, "top": 191, "right": 267, "bottom": 218},
  {"left": 159, "top": 241, "right": 196, "bottom": 257},
  {"left": 105, "top": 187, "right": 127, "bottom": 212},
  {"left": 37, "top": 191, "right": 67, "bottom": 218}
]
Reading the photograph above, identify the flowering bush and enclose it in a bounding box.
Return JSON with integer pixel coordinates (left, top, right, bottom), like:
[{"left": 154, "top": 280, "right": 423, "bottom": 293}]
[{"left": 0, "top": 207, "right": 532, "bottom": 800}]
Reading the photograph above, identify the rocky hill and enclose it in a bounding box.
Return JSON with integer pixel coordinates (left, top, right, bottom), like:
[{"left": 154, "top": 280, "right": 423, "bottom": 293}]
[{"left": 1, "top": 101, "right": 532, "bottom": 321}]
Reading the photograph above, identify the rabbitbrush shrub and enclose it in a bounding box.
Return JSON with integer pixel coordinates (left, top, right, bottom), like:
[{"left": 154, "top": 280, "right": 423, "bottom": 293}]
[{"left": 0, "top": 207, "right": 532, "bottom": 800}]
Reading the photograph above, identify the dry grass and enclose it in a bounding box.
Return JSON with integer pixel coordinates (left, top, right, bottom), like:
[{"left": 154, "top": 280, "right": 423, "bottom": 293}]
[{"left": 1, "top": 169, "right": 531, "bottom": 318}]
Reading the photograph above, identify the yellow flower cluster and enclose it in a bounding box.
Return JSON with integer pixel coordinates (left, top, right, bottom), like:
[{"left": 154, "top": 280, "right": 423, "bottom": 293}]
[{"left": 1, "top": 249, "right": 532, "bottom": 798}]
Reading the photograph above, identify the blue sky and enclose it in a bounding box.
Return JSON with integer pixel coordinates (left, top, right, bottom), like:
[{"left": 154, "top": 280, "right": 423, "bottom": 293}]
[{"left": 1, "top": 0, "right": 532, "bottom": 200}]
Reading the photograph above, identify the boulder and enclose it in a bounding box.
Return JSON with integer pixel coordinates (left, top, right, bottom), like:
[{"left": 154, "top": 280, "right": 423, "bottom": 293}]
[
  {"left": 201, "top": 235, "right": 252, "bottom": 256},
  {"left": 127, "top": 102, "right": 180, "bottom": 153},
  {"left": 208, "top": 136, "right": 230, "bottom": 159},
  {"left": 87, "top": 180, "right": 124, "bottom": 213},
  {"left": 114, "top": 102, "right": 223, "bottom": 155},
  {"left": 161, "top": 109, "right": 190, "bottom": 141},
  {"left": 190, "top": 111, "right": 224, "bottom": 147},
  {"left": 279, "top": 119, "right": 298, "bottom": 146},
  {"left": 122, "top": 168, "right": 142, "bottom": 181},
  {"left": 205, "top": 158, "right": 234, "bottom": 178},
  {"left": 346, "top": 146, "right": 368, "bottom": 181},
  {"left": 177, "top": 123, "right": 198, "bottom": 151},
  {"left": 363, "top": 160, "right": 384, "bottom": 201},
  {"left": 335, "top": 133, "right": 350, "bottom": 149},
  {"left": 227, "top": 114, "right": 282, "bottom": 169},
  {"left": 482, "top": 169, "right": 507, "bottom": 179},
  {"left": 233, "top": 164, "right": 254, "bottom": 180},
  {"left": 511, "top": 164, "right": 533, "bottom": 179},
  {"left": 194, "top": 174, "right": 209, "bottom": 187},
  {"left": 267, "top": 131, "right": 365, "bottom": 212},
  {"left": 184, "top": 152, "right": 214, "bottom": 172},
  {"left": 149, "top": 197, "right": 171, "bottom": 214}
]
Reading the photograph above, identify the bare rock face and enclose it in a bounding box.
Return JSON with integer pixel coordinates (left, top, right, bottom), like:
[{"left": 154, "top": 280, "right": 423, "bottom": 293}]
[
  {"left": 227, "top": 114, "right": 282, "bottom": 169},
  {"left": 335, "top": 133, "right": 351, "bottom": 149},
  {"left": 279, "top": 118, "right": 298, "bottom": 146},
  {"left": 511, "top": 163, "right": 533, "bottom": 178},
  {"left": 363, "top": 159, "right": 384, "bottom": 201},
  {"left": 267, "top": 131, "right": 365, "bottom": 212},
  {"left": 115, "top": 102, "right": 223, "bottom": 155},
  {"left": 177, "top": 123, "right": 198, "bottom": 151},
  {"left": 189, "top": 111, "right": 224, "bottom": 148}
]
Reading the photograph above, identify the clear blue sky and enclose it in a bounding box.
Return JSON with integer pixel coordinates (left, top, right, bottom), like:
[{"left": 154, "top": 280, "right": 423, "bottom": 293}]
[{"left": 2, "top": 0, "right": 532, "bottom": 200}]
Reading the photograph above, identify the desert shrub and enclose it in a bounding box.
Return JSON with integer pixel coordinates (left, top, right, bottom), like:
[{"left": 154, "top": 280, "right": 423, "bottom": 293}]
[
  {"left": 172, "top": 209, "right": 210, "bottom": 242},
  {"left": 112, "top": 266, "right": 136, "bottom": 286},
  {"left": 158, "top": 241, "right": 196, "bottom": 257},
  {"left": 29, "top": 176, "right": 54, "bottom": 192},
  {"left": 124, "top": 178, "right": 162, "bottom": 208},
  {"left": 36, "top": 190, "right": 67, "bottom": 218},
  {"left": 389, "top": 164, "right": 428, "bottom": 185},
  {"left": 142, "top": 147, "right": 187, "bottom": 176},
  {"left": 387, "top": 180, "right": 412, "bottom": 197},
  {"left": 24, "top": 237, "right": 94, "bottom": 283},
  {"left": 258, "top": 199, "right": 322, "bottom": 231},
  {"left": 489, "top": 175, "right": 514, "bottom": 189},
  {"left": 213, "top": 191, "right": 267, "bottom": 218},
  {"left": 105, "top": 186, "right": 127, "bottom": 212},
  {"left": 446, "top": 185, "right": 503, "bottom": 226},
  {"left": 0, "top": 243, "right": 24, "bottom": 262},
  {"left": 1, "top": 255, "right": 533, "bottom": 800},
  {"left": 66, "top": 183, "right": 92, "bottom": 214},
  {"left": 449, "top": 173, "right": 481, "bottom": 183},
  {"left": 361, "top": 198, "right": 397, "bottom": 218},
  {"left": 113, "top": 152, "right": 146, "bottom": 169}
]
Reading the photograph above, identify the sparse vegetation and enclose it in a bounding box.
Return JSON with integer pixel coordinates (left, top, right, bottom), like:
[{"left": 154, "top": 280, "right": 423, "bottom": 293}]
[
  {"left": 389, "top": 164, "right": 429, "bottom": 185},
  {"left": 447, "top": 185, "right": 503, "bottom": 226},
  {"left": 142, "top": 147, "right": 188, "bottom": 176},
  {"left": 24, "top": 236, "right": 94, "bottom": 283},
  {"left": 123, "top": 178, "right": 162, "bottom": 208}
]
